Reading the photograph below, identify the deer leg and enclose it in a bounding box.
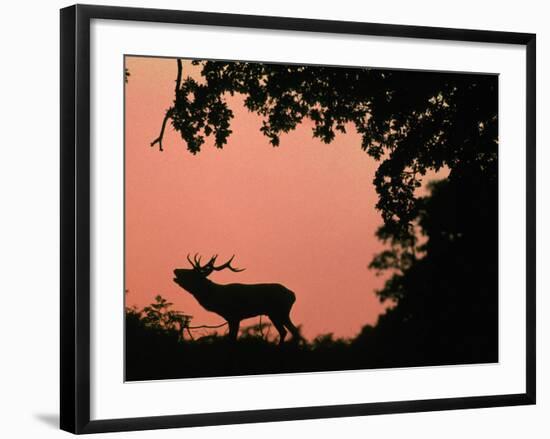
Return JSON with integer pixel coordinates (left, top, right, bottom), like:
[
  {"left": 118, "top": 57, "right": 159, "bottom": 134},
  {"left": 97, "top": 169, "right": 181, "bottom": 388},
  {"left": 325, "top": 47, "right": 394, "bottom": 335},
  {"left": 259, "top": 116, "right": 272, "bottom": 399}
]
[
  {"left": 228, "top": 320, "right": 240, "bottom": 342},
  {"left": 270, "top": 316, "right": 287, "bottom": 346},
  {"left": 283, "top": 315, "right": 302, "bottom": 342}
]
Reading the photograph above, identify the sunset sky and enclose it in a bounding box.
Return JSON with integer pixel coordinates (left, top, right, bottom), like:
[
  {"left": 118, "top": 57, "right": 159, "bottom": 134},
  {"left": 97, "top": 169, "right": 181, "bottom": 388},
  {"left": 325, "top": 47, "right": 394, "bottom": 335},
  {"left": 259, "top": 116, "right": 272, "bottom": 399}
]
[{"left": 124, "top": 56, "right": 434, "bottom": 340}]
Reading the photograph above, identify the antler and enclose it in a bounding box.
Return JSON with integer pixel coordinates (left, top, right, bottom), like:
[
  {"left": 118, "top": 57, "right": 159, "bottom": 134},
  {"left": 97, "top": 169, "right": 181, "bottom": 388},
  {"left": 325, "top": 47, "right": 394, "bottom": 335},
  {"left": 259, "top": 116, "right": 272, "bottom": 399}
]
[
  {"left": 187, "top": 254, "right": 245, "bottom": 274},
  {"left": 211, "top": 255, "right": 245, "bottom": 272},
  {"left": 187, "top": 253, "right": 202, "bottom": 269}
]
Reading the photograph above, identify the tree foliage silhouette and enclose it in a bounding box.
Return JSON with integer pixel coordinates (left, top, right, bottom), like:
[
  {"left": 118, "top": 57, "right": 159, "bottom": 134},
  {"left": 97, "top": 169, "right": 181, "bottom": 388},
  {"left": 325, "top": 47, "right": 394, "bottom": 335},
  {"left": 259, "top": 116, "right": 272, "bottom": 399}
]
[
  {"left": 362, "top": 166, "right": 498, "bottom": 365},
  {"left": 153, "top": 60, "right": 497, "bottom": 244}
]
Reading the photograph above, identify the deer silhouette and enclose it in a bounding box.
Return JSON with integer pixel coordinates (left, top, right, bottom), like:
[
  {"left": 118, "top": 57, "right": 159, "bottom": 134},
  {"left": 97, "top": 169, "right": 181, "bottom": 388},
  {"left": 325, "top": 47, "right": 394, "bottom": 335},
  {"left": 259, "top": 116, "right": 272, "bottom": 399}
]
[{"left": 173, "top": 254, "right": 302, "bottom": 345}]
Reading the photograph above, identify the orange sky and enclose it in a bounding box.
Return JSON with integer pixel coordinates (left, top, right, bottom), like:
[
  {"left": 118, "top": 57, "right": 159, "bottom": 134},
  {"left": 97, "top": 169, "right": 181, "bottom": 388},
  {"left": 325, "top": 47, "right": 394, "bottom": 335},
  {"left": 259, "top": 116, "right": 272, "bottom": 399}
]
[{"left": 125, "top": 57, "right": 401, "bottom": 340}]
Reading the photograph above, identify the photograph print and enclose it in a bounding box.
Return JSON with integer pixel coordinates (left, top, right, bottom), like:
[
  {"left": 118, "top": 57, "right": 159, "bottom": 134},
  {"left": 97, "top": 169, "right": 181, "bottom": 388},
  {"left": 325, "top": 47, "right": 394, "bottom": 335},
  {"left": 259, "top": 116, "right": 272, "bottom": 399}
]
[{"left": 124, "top": 56, "right": 498, "bottom": 382}]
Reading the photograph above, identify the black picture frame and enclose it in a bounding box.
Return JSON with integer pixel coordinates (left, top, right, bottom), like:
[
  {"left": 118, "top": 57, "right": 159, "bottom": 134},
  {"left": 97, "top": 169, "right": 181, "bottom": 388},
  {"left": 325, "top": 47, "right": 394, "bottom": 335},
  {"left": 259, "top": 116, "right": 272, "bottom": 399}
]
[{"left": 60, "top": 4, "right": 536, "bottom": 434}]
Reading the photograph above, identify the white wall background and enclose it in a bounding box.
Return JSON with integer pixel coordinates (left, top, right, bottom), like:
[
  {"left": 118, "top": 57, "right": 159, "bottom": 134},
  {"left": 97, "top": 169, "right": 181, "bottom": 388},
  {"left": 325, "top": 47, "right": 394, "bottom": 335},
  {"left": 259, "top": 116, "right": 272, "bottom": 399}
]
[{"left": 0, "top": 0, "right": 546, "bottom": 437}]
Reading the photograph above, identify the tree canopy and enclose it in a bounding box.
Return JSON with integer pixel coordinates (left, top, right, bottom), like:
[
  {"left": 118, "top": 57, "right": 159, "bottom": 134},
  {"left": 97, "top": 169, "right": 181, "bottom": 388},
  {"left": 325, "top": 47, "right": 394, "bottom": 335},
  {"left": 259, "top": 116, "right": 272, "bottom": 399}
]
[{"left": 152, "top": 59, "right": 497, "bottom": 247}]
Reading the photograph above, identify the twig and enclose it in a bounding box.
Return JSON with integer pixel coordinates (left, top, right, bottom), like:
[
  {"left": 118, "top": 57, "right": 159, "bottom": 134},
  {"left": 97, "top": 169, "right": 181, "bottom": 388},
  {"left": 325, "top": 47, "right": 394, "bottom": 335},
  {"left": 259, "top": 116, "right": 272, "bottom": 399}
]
[
  {"left": 188, "top": 322, "right": 228, "bottom": 330},
  {"left": 150, "top": 109, "right": 173, "bottom": 151}
]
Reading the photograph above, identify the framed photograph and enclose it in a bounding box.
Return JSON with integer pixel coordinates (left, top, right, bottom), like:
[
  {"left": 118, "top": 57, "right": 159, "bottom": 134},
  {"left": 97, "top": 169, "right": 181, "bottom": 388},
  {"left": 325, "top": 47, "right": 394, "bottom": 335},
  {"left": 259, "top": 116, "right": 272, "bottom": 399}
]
[{"left": 60, "top": 4, "right": 536, "bottom": 434}]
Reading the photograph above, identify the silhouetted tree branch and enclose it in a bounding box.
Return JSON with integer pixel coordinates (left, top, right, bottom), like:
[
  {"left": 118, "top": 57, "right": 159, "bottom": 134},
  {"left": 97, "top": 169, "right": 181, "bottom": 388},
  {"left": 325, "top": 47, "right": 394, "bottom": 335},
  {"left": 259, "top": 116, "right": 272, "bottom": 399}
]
[
  {"left": 188, "top": 322, "right": 228, "bottom": 330},
  {"left": 150, "top": 108, "right": 173, "bottom": 151},
  {"left": 150, "top": 59, "right": 183, "bottom": 151}
]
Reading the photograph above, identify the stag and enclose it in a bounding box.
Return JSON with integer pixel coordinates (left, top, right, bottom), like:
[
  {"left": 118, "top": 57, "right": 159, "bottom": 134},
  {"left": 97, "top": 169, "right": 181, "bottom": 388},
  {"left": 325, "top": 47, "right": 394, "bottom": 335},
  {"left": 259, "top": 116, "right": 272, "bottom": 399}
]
[{"left": 173, "top": 254, "right": 301, "bottom": 345}]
